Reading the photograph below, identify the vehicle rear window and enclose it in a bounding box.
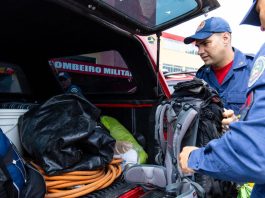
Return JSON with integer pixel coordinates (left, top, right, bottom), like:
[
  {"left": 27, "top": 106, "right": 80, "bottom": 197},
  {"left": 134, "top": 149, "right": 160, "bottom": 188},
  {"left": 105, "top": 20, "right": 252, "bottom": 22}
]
[
  {"left": 49, "top": 50, "right": 136, "bottom": 94},
  {"left": 101, "top": 0, "right": 198, "bottom": 26},
  {"left": 0, "top": 63, "right": 30, "bottom": 94}
]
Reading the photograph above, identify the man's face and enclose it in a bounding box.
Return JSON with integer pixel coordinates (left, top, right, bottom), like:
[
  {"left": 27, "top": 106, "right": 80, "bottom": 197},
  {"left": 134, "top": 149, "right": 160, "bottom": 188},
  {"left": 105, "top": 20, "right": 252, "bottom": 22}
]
[
  {"left": 59, "top": 78, "right": 71, "bottom": 90},
  {"left": 195, "top": 32, "right": 230, "bottom": 67},
  {"left": 256, "top": 0, "right": 265, "bottom": 31}
]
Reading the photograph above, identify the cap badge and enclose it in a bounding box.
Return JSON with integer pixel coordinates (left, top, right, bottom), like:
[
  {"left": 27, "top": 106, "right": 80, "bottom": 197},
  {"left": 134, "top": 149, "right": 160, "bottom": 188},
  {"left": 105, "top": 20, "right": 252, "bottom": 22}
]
[{"left": 196, "top": 21, "right": 205, "bottom": 32}]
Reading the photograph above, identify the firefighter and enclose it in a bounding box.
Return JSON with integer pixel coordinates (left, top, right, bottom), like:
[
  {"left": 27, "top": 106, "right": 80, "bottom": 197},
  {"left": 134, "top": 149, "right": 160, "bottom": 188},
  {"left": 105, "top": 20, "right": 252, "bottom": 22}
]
[
  {"left": 184, "top": 17, "right": 254, "bottom": 115},
  {"left": 180, "top": 0, "right": 265, "bottom": 197},
  {"left": 58, "top": 72, "right": 84, "bottom": 97}
]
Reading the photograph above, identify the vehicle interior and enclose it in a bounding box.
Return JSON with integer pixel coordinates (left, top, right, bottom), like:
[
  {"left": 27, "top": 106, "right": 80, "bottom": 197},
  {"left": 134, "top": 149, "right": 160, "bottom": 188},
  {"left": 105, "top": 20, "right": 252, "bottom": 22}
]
[
  {"left": 0, "top": 0, "right": 220, "bottom": 197},
  {"left": 0, "top": 0, "right": 163, "bottom": 101},
  {"left": 0, "top": 4, "right": 166, "bottom": 197}
]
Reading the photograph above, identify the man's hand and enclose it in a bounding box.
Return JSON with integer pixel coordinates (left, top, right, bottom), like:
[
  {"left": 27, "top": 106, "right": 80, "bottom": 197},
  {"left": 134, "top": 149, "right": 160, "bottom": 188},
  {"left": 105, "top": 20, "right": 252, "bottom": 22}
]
[
  {"left": 179, "top": 146, "right": 199, "bottom": 174},
  {"left": 222, "top": 109, "right": 239, "bottom": 131}
]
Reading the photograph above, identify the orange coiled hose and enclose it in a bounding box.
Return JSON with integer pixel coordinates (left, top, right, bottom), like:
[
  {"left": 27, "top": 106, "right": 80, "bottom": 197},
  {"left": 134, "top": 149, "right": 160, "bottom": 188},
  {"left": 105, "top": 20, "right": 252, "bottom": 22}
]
[{"left": 32, "top": 158, "right": 123, "bottom": 198}]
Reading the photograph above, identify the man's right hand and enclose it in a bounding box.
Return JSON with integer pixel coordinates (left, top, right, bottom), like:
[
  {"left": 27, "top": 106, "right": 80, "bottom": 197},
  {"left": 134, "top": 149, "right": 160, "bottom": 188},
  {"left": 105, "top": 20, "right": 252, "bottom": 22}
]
[{"left": 222, "top": 109, "right": 238, "bottom": 131}]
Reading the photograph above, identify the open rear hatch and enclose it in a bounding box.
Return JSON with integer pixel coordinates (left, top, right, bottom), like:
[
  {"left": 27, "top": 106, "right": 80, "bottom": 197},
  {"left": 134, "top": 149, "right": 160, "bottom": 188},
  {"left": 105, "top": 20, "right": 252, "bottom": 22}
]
[{"left": 47, "top": 0, "right": 220, "bottom": 35}]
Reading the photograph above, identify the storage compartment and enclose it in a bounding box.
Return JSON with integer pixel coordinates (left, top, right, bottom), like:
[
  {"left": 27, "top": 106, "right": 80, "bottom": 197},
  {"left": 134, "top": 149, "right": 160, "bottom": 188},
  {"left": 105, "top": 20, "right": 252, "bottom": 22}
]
[
  {"left": 98, "top": 104, "right": 157, "bottom": 163},
  {"left": 0, "top": 109, "right": 28, "bottom": 154}
]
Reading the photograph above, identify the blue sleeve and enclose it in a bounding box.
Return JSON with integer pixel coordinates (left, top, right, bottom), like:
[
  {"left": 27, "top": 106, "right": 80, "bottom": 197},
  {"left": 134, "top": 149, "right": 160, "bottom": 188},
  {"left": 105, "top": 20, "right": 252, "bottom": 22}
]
[
  {"left": 188, "top": 82, "right": 265, "bottom": 184},
  {"left": 188, "top": 46, "right": 265, "bottom": 184}
]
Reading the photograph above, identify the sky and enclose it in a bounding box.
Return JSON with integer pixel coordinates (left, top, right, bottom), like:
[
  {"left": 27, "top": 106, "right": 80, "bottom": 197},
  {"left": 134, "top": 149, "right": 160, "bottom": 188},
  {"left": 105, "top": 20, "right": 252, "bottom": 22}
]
[{"left": 166, "top": 0, "right": 265, "bottom": 54}]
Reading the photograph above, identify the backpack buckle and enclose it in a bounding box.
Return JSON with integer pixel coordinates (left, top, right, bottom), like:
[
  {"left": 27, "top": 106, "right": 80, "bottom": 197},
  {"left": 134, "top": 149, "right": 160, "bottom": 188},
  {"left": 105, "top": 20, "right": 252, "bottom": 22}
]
[{"left": 183, "top": 103, "right": 191, "bottom": 111}]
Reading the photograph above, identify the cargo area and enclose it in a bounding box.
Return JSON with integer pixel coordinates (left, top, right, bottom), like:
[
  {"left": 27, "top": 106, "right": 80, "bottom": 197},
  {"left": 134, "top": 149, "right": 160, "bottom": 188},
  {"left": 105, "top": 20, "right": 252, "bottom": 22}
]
[{"left": 0, "top": 1, "right": 164, "bottom": 197}]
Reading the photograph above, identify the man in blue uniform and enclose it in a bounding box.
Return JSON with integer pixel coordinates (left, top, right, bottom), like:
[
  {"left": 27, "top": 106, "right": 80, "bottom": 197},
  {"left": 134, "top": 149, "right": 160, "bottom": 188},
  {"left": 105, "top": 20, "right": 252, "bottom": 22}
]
[
  {"left": 58, "top": 72, "right": 84, "bottom": 97},
  {"left": 179, "top": 0, "right": 265, "bottom": 197},
  {"left": 184, "top": 17, "right": 253, "bottom": 115}
]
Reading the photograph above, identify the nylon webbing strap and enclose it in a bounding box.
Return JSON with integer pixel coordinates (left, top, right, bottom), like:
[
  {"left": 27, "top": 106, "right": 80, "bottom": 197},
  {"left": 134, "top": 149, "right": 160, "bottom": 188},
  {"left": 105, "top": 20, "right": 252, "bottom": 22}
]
[
  {"left": 164, "top": 103, "right": 179, "bottom": 184},
  {"left": 187, "top": 179, "right": 205, "bottom": 198},
  {"left": 184, "top": 99, "right": 203, "bottom": 147},
  {"left": 155, "top": 103, "right": 171, "bottom": 156},
  {"left": 165, "top": 178, "right": 205, "bottom": 198},
  {"left": 155, "top": 104, "right": 163, "bottom": 148},
  {"left": 166, "top": 104, "right": 206, "bottom": 198},
  {"left": 164, "top": 104, "right": 197, "bottom": 184},
  {"left": 172, "top": 104, "right": 198, "bottom": 177},
  {"left": 164, "top": 148, "right": 175, "bottom": 184}
]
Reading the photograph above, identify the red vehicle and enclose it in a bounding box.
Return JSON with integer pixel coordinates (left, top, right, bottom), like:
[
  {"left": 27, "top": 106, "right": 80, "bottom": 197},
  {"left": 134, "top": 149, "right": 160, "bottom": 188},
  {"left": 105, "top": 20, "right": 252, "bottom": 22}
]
[
  {"left": 0, "top": 0, "right": 220, "bottom": 197},
  {"left": 164, "top": 71, "right": 196, "bottom": 94}
]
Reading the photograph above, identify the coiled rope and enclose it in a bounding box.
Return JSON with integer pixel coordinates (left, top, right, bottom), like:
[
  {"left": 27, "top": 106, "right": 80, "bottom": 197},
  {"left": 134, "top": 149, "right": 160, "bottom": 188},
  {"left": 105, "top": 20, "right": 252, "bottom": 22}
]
[{"left": 32, "top": 158, "right": 122, "bottom": 198}]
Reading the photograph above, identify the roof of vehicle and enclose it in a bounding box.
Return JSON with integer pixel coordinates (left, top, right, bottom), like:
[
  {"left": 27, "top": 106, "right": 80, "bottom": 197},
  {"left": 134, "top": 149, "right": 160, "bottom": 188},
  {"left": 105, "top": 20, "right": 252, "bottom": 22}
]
[{"left": 164, "top": 71, "right": 196, "bottom": 78}]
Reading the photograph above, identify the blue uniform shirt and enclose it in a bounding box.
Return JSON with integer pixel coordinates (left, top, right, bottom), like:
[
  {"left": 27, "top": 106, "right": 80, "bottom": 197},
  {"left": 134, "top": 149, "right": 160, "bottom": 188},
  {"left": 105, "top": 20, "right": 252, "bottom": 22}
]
[
  {"left": 196, "top": 48, "right": 253, "bottom": 114},
  {"left": 188, "top": 43, "right": 265, "bottom": 197}
]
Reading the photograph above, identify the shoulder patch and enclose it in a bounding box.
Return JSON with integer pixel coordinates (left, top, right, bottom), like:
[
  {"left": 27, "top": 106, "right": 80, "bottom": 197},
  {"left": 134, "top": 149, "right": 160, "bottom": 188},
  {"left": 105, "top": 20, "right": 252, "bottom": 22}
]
[
  {"left": 70, "top": 87, "right": 79, "bottom": 93},
  {"left": 248, "top": 56, "right": 265, "bottom": 87}
]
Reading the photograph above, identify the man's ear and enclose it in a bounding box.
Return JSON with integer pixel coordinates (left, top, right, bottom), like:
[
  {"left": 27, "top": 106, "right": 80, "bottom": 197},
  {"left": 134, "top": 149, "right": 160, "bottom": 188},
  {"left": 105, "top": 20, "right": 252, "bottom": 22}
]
[{"left": 223, "top": 32, "right": 231, "bottom": 45}]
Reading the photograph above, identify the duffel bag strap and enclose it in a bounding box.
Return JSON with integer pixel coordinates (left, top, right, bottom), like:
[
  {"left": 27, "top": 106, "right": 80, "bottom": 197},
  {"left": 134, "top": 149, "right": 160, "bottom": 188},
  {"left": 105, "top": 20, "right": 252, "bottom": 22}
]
[
  {"left": 21, "top": 163, "right": 46, "bottom": 198},
  {"left": 0, "top": 159, "right": 19, "bottom": 198}
]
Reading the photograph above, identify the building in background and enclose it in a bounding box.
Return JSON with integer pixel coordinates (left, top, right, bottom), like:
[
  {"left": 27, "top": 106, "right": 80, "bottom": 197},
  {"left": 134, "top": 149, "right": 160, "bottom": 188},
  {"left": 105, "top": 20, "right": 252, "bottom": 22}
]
[{"left": 142, "top": 32, "right": 204, "bottom": 73}]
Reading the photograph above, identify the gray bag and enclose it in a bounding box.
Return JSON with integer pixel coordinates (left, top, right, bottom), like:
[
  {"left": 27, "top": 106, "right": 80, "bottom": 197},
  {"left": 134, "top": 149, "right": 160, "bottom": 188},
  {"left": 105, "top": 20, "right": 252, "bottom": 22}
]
[{"left": 124, "top": 95, "right": 205, "bottom": 197}]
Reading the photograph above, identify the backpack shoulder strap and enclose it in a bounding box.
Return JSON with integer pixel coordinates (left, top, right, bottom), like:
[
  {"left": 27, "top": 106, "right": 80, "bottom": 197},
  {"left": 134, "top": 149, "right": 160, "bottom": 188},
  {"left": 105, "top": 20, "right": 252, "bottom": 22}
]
[
  {"left": 165, "top": 104, "right": 206, "bottom": 197},
  {"left": 171, "top": 104, "right": 199, "bottom": 177},
  {"left": 155, "top": 102, "right": 171, "bottom": 163},
  {"left": 164, "top": 103, "right": 199, "bottom": 184}
]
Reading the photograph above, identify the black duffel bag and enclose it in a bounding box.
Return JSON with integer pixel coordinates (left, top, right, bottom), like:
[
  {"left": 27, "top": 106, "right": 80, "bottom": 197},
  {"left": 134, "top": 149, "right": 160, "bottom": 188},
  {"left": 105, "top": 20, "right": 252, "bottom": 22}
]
[{"left": 18, "top": 94, "right": 115, "bottom": 175}]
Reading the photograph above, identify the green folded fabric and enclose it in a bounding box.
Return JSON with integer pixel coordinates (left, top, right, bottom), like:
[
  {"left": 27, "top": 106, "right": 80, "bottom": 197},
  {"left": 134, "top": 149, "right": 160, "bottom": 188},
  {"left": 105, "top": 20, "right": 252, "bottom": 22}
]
[{"left": 100, "top": 115, "right": 148, "bottom": 164}]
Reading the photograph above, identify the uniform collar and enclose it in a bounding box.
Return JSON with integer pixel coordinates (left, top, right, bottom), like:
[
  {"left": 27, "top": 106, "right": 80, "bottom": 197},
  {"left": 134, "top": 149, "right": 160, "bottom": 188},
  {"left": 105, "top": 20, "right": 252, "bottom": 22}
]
[{"left": 232, "top": 47, "right": 249, "bottom": 70}]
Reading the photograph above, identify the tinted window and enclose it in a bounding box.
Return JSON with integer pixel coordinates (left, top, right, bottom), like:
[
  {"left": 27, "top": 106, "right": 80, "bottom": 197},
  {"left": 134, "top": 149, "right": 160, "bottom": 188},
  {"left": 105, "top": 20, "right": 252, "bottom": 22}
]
[
  {"left": 101, "top": 0, "right": 198, "bottom": 26},
  {"left": 49, "top": 50, "right": 136, "bottom": 94},
  {"left": 0, "top": 63, "right": 30, "bottom": 94}
]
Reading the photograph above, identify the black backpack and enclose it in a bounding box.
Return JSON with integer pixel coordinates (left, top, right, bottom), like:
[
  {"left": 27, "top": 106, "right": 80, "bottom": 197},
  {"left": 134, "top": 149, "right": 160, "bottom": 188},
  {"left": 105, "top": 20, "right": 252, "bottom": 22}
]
[
  {"left": 171, "top": 77, "right": 224, "bottom": 148},
  {"left": 124, "top": 78, "right": 236, "bottom": 198}
]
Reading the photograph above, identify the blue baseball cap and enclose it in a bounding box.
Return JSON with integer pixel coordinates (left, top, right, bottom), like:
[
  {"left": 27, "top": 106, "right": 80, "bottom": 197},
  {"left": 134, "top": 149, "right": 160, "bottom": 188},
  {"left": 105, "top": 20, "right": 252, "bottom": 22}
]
[
  {"left": 240, "top": 0, "right": 261, "bottom": 26},
  {"left": 58, "top": 72, "right": 71, "bottom": 80},
  {"left": 184, "top": 17, "right": 232, "bottom": 44}
]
